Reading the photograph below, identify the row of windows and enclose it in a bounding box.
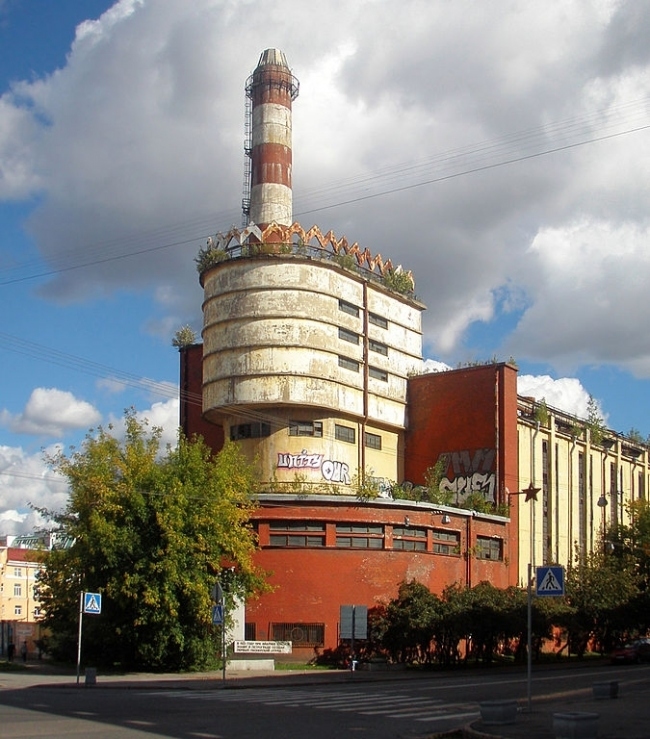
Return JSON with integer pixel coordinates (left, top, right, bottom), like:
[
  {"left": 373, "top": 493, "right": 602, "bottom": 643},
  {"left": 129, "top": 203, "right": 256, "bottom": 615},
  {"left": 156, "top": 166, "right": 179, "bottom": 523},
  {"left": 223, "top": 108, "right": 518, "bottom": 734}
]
[
  {"left": 338, "top": 355, "right": 389, "bottom": 381},
  {"left": 1, "top": 583, "right": 38, "bottom": 597},
  {"left": 338, "top": 300, "right": 389, "bottom": 330},
  {"left": 231, "top": 418, "right": 383, "bottom": 450},
  {"left": 262, "top": 521, "right": 503, "bottom": 558},
  {"left": 337, "top": 327, "right": 388, "bottom": 356}
]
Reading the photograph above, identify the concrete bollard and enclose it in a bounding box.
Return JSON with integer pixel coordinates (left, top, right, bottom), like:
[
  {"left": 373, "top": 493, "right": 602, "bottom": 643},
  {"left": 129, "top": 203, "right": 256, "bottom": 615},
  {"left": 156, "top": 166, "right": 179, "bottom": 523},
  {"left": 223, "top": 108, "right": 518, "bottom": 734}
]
[
  {"left": 479, "top": 699, "right": 518, "bottom": 725},
  {"left": 553, "top": 711, "right": 599, "bottom": 739},
  {"left": 592, "top": 680, "right": 618, "bottom": 700}
]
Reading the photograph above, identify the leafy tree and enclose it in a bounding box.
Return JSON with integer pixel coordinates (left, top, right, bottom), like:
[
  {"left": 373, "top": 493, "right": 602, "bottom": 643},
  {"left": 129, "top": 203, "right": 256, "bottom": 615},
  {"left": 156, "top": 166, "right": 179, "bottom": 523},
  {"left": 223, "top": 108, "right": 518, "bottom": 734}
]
[
  {"left": 381, "top": 580, "right": 442, "bottom": 663},
  {"left": 562, "top": 547, "right": 638, "bottom": 656},
  {"left": 35, "top": 412, "right": 265, "bottom": 671},
  {"left": 586, "top": 394, "right": 607, "bottom": 445}
]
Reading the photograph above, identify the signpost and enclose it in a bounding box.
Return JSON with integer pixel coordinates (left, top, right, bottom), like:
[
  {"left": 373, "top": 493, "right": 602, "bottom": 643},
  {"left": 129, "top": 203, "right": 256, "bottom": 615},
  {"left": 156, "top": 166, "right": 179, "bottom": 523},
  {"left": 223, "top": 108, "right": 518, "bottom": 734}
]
[
  {"left": 213, "top": 580, "right": 226, "bottom": 684},
  {"left": 526, "top": 566, "right": 565, "bottom": 709},
  {"left": 76, "top": 591, "right": 102, "bottom": 685}
]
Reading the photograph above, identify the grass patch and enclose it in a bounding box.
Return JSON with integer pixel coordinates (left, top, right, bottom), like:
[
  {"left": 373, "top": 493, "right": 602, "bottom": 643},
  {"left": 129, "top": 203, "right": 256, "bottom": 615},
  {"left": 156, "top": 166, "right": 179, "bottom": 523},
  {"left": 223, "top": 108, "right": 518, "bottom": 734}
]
[
  {"left": 0, "top": 660, "right": 28, "bottom": 673},
  {"left": 274, "top": 662, "right": 333, "bottom": 671}
]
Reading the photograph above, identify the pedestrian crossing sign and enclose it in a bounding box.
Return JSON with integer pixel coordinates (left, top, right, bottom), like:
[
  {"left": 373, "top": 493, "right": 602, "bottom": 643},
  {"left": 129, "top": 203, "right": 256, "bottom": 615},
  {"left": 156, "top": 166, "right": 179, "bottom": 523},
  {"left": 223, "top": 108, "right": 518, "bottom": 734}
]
[
  {"left": 536, "top": 566, "right": 565, "bottom": 596},
  {"left": 83, "top": 592, "right": 102, "bottom": 614}
]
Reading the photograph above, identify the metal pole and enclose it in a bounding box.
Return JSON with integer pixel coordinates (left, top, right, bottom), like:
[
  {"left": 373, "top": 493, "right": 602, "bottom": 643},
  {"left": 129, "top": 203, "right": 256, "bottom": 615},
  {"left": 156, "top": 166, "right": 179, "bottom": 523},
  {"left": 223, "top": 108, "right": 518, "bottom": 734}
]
[
  {"left": 527, "top": 563, "right": 532, "bottom": 712},
  {"left": 76, "top": 591, "right": 83, "bottom": 685},
  {"left": 222, "top": 598, "right": 226, "bottom": 684},
  {"left": 350, "top": 606, "right": 356, "bottom": 675}
]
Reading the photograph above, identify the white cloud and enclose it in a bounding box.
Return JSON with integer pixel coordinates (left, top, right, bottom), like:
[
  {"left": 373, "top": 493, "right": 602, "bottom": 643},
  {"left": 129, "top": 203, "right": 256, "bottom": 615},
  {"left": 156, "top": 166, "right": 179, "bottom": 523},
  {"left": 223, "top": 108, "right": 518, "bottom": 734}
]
[
  {"left": 517, "top": 374, "right": 602, "bottom": 421},
  {"left": 506, "top": 220, "right": 650, "bottom": 373},
  {"left": 107, "top": 397, "right": 180, "bottom": 451},
  {"left": 422, "top": 358, "right": 452, "bottom": 374},
  {"left": 0, "top": 0, "right": 645, "bottom": 371},
  {"left": 0, "top": 444, "right": 69, "bottom": 537},
  {"left": 1, "top": 388, "right": 102, "bottom": 437}
]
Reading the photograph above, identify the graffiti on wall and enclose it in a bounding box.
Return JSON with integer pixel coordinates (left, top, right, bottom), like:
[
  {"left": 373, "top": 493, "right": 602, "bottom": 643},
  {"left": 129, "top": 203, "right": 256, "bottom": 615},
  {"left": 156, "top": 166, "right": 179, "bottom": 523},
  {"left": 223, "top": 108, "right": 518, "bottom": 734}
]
[
  {"left": 438, "top": 448, "right": 496, "bottom": 504},
  {"left": 276, "top": 450, "right": 351, "bottom": 484}
]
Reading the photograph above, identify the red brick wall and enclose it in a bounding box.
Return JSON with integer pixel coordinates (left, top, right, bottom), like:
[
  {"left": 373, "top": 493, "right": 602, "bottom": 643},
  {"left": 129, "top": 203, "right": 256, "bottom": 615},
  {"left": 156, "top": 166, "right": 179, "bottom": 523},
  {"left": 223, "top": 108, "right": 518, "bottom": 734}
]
[
  {"left": 404, "top": 363, "right": 519, "bottom": 584},
  {"left": 246, "top": 500, "right": 511, "bottom": 654},
  {"left": 179, "top": 344, "right": 224, "bottom": 452}
]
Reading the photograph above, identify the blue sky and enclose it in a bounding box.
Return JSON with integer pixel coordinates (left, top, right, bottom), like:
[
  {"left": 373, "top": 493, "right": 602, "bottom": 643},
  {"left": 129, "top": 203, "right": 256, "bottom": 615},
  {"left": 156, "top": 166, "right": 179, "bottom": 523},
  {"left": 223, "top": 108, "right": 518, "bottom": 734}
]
[{"left": 1, "top": 0, "right": 650, "bottom": 534}]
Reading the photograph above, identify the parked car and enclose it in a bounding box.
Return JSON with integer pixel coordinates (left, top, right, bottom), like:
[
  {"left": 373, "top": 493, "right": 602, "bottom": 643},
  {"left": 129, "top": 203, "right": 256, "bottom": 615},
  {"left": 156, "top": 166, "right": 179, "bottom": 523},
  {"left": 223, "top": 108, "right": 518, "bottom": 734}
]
[{"left": 611, "top": 638, "right": 650, "bottom": 664}]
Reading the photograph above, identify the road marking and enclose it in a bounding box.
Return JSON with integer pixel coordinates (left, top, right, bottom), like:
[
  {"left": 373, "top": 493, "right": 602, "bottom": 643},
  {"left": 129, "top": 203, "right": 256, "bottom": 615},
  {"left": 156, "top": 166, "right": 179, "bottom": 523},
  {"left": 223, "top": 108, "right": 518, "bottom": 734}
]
[{"left": 145, "top": 688, "right": 477, "bottom": 724}]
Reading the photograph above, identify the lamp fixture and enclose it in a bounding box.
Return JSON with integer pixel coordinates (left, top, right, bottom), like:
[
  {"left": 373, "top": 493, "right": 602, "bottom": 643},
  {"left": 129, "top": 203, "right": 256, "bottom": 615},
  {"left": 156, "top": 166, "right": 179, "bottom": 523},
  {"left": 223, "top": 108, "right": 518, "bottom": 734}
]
[
  {"left": 597, "top": 495, "right": 608, "bottom": 508},
  {"left": 441, "top": 514, "right": 451, "bottom": 524}
]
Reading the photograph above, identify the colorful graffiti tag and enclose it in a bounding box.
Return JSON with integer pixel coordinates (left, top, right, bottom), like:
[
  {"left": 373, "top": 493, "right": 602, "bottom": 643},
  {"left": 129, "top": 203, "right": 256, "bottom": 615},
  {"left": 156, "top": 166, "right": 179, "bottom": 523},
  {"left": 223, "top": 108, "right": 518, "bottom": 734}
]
[
  {"left": 277, "top": 450, "right": 351, "bottom": 484},
  {"left": 439, "top": 448, "right": 496, "bottom": 504}
]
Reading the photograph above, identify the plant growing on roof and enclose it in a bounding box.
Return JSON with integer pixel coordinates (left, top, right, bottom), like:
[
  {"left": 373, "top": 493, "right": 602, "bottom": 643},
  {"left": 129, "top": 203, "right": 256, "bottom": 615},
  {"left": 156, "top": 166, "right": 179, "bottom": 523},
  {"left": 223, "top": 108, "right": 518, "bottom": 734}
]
[
  {"left": 381, "top": 267, "right": 414, "bottom": 295},
  {"left": 172, "top": 325, "right": 197, "bottom": 348},
  {"left": 586, "top": 394, "right": 607, "bottom": 446},
  {"left": 195, "top": 244, "right": 228, "bottom": 274}
]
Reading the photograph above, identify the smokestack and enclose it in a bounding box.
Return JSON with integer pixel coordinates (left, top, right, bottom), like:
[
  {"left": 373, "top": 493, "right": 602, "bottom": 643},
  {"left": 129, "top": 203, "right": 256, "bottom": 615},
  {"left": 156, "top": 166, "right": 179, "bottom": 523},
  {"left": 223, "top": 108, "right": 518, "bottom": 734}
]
[{"left": 244, "top": 49, "right": 299, "bottom": 228}]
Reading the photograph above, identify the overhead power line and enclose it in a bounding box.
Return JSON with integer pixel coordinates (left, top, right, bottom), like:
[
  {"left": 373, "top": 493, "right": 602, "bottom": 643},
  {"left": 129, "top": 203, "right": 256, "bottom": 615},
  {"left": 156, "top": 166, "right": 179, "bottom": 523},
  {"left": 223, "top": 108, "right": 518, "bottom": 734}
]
[{"left": 0, "top": 97, "right": 648, "bottom": 286}]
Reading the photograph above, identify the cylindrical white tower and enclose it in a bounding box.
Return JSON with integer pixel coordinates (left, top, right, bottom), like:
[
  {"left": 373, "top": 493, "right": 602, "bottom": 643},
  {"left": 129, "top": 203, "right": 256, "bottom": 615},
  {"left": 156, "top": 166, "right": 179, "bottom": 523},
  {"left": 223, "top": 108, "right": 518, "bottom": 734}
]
[{"left": 245, "top": 49, "right": 299, "bottom": 228}]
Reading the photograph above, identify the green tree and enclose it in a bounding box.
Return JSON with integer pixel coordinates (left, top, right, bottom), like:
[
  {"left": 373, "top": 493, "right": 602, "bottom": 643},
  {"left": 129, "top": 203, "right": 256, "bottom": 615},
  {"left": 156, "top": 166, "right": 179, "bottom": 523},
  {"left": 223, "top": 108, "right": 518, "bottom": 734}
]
[
  {"left": 381, "top": 580, "right": 442, "bottom": 663},
  {"left": 586, "top": 395, "right": 607, "bottom": 445},
  {"left": 562, "top": 548, "right": 638, "bottom": 656},
  {"left": 36, "top": 412, "right": 265, "bottom": 671}
]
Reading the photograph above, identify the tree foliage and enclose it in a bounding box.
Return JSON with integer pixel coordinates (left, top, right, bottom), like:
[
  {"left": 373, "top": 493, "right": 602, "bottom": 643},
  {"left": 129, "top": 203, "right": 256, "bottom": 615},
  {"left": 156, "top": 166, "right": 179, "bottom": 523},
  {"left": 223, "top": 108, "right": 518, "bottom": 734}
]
[{"left": 36, "top": 412, "right": 265, "bottom": 671}]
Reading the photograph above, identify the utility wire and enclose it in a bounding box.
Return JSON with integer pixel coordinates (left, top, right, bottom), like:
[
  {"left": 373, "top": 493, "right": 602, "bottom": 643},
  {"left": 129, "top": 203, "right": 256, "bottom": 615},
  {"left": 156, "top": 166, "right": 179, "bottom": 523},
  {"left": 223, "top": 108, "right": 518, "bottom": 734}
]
[{"left": 0, "top": 98, "right": 648, "bottom": 286}]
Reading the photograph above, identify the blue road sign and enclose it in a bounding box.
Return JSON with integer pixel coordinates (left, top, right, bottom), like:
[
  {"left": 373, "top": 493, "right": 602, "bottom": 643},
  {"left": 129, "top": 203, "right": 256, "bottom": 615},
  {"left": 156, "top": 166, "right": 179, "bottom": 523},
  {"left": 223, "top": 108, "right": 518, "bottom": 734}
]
[
  {"left": 83, "top": 592, "right": 102, "bottom": 614},
  {"left": 211, "top": 604, "right": 224, "bottom": 625},
  {"left": 536, "top": 566, "right": 565, "bottom": 596}
]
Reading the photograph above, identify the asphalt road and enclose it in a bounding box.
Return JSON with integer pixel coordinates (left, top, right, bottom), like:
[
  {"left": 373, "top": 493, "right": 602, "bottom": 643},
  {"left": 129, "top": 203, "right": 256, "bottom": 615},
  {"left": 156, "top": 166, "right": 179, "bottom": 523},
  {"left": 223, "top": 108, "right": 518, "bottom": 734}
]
[{"left": 1, "top": 661, "right": 650, "bottom": 738}]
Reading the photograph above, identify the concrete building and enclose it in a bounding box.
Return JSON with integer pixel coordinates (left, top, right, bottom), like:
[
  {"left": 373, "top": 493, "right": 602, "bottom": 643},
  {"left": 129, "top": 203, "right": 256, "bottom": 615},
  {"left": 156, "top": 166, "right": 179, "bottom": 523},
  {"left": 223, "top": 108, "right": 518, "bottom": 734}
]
[
  {"left": 0, "top": 535, "right": 46, "bottom": 659},
  {"left": 179, "top": 49, "right": 649, "bottom": 658}
]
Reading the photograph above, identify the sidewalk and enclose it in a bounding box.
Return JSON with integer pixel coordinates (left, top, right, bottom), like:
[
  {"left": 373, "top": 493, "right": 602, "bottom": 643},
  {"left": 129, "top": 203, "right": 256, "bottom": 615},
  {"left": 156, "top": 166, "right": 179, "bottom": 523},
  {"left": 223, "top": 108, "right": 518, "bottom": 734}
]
[
  {"left": 462, "top": 673, "right": 650, "bottom": 739},
  {"left": 2, "top": 660, "right": 650, "bottom": 738}
]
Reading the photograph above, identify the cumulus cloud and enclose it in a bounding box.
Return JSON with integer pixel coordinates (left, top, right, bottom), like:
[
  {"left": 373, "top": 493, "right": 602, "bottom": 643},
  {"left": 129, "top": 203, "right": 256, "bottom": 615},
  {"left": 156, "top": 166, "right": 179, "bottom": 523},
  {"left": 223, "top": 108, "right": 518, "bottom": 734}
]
[
  {"left": 106, "top": 397, "right": 180, "bottom": 452},
  {"left": 0, "top": 388, "right": 102, "bottom": 437},
  {"left": 0, "top": 444, "right": 69, "bottom": 536},
  {"left": 0, "top": 0, "right": 646, "bottom": 370},
  {"left": 517, "top": 374, "right": 602, "bottom": 422},
  {"left": 1, "top": 0, "right": 650, "bottom": 527},
  {"left": 0, "top": 396, "right": 181, "bottom": 533}
]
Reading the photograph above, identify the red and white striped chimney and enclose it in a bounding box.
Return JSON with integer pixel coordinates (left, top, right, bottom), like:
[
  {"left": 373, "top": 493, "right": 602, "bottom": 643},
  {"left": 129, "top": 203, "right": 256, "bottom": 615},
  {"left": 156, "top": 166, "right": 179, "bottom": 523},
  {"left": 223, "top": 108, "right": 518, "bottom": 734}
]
[{"left": 245, "top": 49, "right": 299, "bottom": 228}]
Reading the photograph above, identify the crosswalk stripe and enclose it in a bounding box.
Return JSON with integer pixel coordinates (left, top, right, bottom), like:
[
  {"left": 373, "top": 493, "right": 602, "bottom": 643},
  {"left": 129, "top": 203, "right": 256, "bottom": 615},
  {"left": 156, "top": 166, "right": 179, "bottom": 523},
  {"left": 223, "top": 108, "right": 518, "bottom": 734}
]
[{"left": 144, "top": 688, "right": 478, "bottom": 724}]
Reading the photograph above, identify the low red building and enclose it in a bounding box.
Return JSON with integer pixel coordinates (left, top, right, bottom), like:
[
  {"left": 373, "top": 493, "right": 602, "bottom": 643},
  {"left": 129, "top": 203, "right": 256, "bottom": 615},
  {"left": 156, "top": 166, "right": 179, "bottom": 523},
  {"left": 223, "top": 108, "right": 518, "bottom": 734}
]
[{"left": 180, "top": 348, "right": 518, "bottom": 658}]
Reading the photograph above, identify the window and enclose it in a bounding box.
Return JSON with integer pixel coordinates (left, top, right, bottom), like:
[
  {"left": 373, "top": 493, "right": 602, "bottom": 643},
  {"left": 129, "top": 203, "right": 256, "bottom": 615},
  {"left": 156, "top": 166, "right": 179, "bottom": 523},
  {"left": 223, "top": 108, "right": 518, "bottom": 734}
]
[
  {"left": 245, "top": 622, "right": 257, "bottom": 641},
  {"left": 33, "top": 608, "right": 41, "bottom": 618},
  {"left": 364, "top": 432, "right": 382, "bottom": 450},
  {"left": 335, "top": 424, "right": 356, "bottom": 444},
  {"left": 14, "top": 567, "right": 21, "bottom": 577},
  {"left": 369, "top": 366, "right": 388, "bottom": 381},
  {"left": 289, "top": 420, "right": 323, "bottom": 437},
  {"left": 269, "top": 521, "right": 326, "bottom": 547},
  {"left": 230, "top": 422, "right": 271, "bottom": 440},
  {"left": 433, "top": 529, "right": 460, "bottom": 555},
  {"left": 14, "top": 606, "right": 22, "bottom": 616},
  {"left": 475, "top": 536, "right": 503, "bottom": 560},
  {"left": 336, "top": 523, "right": 384, "bottom": 549},
  {"left": 368, "top": 312, "right": 388, "bottom": 329},
  {"left": 338, "top": 327, "right": 359, "bottom": 345},
  {"left": 369, "top": 339, "right": 388, "bottom": 356},
  {"left": 338, "top": 299, "right": 359, "bottom": 317},
  {"left": 338, "top": 355, "right": 360, "bottom": 372},
  {"left": 272, "top": 622, "right": 325, "bottom": 647},
  {"left": 13, "top": 583, "right": 22, "bottom": 597},
  {"left": 392, "top": 526, "right": 427, "bottom": 551}
]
